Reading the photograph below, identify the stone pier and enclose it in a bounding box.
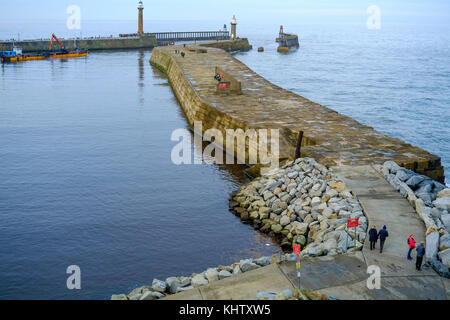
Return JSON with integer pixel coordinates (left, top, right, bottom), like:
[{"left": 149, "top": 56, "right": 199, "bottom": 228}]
[{"left": 150, "top": 41, "right": 444, "bottom": 182}]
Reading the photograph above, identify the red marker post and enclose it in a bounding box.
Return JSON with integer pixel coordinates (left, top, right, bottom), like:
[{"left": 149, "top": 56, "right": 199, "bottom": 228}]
[
  {"left": 293, "top": 244, "right": 301, "bottom": 289},
  {"left": 347, "top": 217, "right": 359, "bottom": 250}
]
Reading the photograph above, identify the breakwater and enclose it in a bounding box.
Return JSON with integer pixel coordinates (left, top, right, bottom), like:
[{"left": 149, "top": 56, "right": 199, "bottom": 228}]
[
  {"left": 0, "top": 35, "right": 157, "bottom": 52},
  {"left": 150, "top": 40, "right": 444, "bottom": 182}
]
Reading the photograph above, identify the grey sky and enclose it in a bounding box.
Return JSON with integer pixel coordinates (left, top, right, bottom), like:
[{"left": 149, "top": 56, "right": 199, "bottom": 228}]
[{"left": 1, "top": 0, "right": 449, "bottom": 23}]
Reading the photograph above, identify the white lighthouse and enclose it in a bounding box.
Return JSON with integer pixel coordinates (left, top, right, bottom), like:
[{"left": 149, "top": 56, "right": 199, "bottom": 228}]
[
  {"left": 230, "top": 15, "right": 237, "bottom": 40},
  {"left": 138, "top": 1, "right": 144, "bottom": 36}
]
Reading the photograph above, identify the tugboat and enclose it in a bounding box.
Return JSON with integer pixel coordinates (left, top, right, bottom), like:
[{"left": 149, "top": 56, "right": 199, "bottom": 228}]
[
  {"left": 1, "top": 34, "right": 88, "bottom": 63},
  {"left": 276, "top": 26, "right": 299, "bottom": 53}
]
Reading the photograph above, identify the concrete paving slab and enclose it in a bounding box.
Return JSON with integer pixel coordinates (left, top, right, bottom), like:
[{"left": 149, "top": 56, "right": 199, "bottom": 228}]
[
  {"left": 320, "top": 275, "right": 447, "bottom": 300},
  {"left": 279, "top": 252, "right": 367, "bottom": 291},
  {"left": 199, "top": 264, "right": 294, "bottom": 300}
]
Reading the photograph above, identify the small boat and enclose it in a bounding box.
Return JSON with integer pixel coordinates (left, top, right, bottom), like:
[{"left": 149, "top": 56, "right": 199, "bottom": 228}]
[
  {"left": 277, "top": 25, "right": 299, "bottom": 53},
  {"left": 1, "top": 33, "right": 88, "bottom": 63}
]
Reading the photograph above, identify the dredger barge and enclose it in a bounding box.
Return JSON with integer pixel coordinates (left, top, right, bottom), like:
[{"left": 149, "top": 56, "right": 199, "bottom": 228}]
[{"left": 1, "top": 34, "right": 88, "bottom": 63}]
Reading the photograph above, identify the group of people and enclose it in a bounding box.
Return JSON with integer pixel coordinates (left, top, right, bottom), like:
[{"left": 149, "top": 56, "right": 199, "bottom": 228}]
[
  {"left": 408, "top": 234, "right": 426, "bottom": 271},
  {"left": 174, "top": 49, "right": 185, "bottom": 58},
  {"left": 368, "top": 225, "right": 389, "bottom": 253},
  {"left": 368, "top": 226, "right": 426, "bottom": 271}
]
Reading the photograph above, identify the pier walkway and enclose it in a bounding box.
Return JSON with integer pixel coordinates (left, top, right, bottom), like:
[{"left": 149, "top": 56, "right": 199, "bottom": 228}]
[
  {"left": 118, "top": 31, "right": 230, "bottom": 45},
  {"left": 164, "top": 165, "right": 449, "bottom": 300},
  {"left": 150, "top": 43, "right": 444, "bottom": 182},
  {"left": 150, "top": 31, "right": 229, "bottom": 43}
]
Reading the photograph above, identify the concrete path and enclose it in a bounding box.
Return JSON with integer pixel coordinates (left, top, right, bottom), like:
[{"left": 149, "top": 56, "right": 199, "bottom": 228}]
[{"left": 163, "top": 165, "right": 449, "bottom": 300}]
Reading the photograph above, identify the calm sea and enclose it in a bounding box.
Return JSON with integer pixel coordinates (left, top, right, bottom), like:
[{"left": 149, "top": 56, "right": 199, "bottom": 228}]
[{"left": 0, "top": 18, "right": 449, "bottom": 299}]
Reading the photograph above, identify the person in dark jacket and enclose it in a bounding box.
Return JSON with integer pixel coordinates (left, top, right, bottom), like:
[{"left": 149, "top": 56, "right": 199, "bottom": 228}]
[
  {"left": 378, "top": 225, "right": 389, "bottom": 253},
  {"left": 369, "top": 226, "right": 378, "bottom": 250},
  {"left": 416, "top": 241, "right": 425, "bottom": 271}
]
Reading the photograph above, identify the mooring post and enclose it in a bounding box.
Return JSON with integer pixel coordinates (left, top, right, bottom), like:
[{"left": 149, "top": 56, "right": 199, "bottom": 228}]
[{"left": 294, "top": 130, "right": 304, "bottom": 159}]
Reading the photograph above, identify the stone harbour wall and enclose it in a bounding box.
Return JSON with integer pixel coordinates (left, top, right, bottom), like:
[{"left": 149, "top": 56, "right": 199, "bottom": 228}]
[
  {"left": 0, "top": 35, "right": 157, "bottom": 52},
  {"left": 199, "top": 38, "right": 252, "bottom": 52},
  {"left": 149, "top": 41, "right": 445, "bottom": 182}
]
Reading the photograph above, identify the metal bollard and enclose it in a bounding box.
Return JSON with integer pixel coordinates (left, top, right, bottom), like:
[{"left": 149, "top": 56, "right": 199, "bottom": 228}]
[{"left": 294, "top": 130, "right": 304, "bottom": 159}]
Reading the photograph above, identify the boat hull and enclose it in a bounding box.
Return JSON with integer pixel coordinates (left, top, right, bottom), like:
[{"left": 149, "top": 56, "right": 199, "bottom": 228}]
[{"left": 1, "top": 50, "right": 88, "bottom": 63}]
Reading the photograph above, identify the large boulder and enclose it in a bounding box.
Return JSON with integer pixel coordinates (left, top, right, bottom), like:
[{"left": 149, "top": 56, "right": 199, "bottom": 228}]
[
  {"left": 179, "top": 276, "right": 191, "bottom": 287},
  {"left": 431, "top": 259, "right": 450, "bottom": 278},
  {"left": 439, "top": 248, "right": 450, "bottom": 268},
  {"left": 405, "top": 175, "right": 425, "bottom": 188},
  {"left": 325, "top": 189, "right": 338, "bottom": 199},
  {"left": 383, "top": 161, "right": 401, "bottom": 174},
  {"left": 254, "top": 256, "right": 271, "bottom": 267},
  {"left": 433, "top": 181, "right": 446, "bottom": 195},
  {"left": 439, "top": 233, "right": 450, "bottom": 251},
  {"left": 304, "top": 243, "right": 325, "bottom": 257},
  {"left": 218, "top": 270, "right": 232, "bottom": 280},
  {"left": 425, "top": 231, "right": 440, "bottom": 262},
  {"left": 311, "top": 196, "right": 321, "bottom": 208},
  {"left": 415, "top": 184, "right": 433, "bottom": 205},
  {"left": 437, "top": 189, "right": 450, "bottom": 198},
  {"left": 398, "top": 181, "right": 413, "bottom": 198},
  {"left": 165, "top": 277, "right": 180, "bottom": 294},
  {"left": 441, "top": 215, "right": 450, "bottom": 232},
  {"left": 204, "top": 268, "right": 219, "bottom": 282},
  {"left": 396, "top": 169, "right": 413, "bottom": 182},
  {"left": 191, "top": 274, "right": 208, "bottom": 287},
  {"left": 151, "top": 279, "right": 167, "bottom": 293},
  {"left": 433, "top": 198, "right": 450, "bottom": 211},
  {"left": 239, "top": 259, "right": 260, "bottom": 272},
  {"left": 323, "top": 238, "right": 338, "bottom": 253},
  {"left": 271, "top": 224, "right": 283, "bottom": 233},
  {"left": 140, "top": 290, "right": 164, "bottom": 300},
  {"left": 232, "top": 265, "right": 241, "bottom": 275},
  {"left": 280, "top": 215, "right": 290, "bottom": 226},
  {"left": 291, "top": 221, "right": 308, "bottom": 235},
  {"left": 415, "top": 199, "right": 437, "bottom": 231}
]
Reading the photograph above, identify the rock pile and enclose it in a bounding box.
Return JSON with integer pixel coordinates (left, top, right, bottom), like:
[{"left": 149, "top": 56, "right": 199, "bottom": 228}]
[
  {"left": 111, "top": 256, "right": 273, "bottom": 300},
  {"left": 378, "top": 161, "right": 450, "bottom": 277},
  {"left": 230, "top": 158, "right": 367, "bottom": 258}
]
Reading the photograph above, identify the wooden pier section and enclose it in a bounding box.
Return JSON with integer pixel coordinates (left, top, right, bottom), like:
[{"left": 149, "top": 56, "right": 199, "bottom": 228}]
[{"left": 119, "top": 31, "right": 230, "bottom": 45}]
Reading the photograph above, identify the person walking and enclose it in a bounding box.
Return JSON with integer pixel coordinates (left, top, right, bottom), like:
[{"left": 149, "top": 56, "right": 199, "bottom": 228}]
[
  {"left": 408, "top": 234, "right": 416, "bottom": 260},
  {"left": 378, "top": 225, "right": 389, "bottom": 253},
  {"left": 416, "top": 241, "right": 425, "bottom": 270},
  {"left": 369, "top": 226, "right": 378, "bottom": 250}
]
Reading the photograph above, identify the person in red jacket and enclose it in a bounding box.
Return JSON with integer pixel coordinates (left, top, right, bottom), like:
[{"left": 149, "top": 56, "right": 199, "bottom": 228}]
[{"left": 407, "top": 234, "right": 416, "bottom": 260}]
